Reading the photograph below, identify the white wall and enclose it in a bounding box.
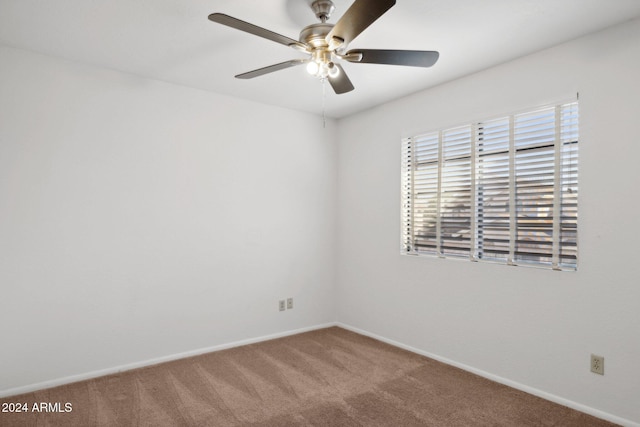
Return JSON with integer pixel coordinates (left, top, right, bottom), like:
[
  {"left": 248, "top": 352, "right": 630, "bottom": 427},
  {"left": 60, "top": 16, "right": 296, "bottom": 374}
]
[
  {"left": 0, "top": 46, "right": 336, "bottom": 393},
  {"left": 2, "top": 16, "right": 639, "bottom": 424},
  {"left": 336, "top": 18, "right": 640, "bottom": 425}
]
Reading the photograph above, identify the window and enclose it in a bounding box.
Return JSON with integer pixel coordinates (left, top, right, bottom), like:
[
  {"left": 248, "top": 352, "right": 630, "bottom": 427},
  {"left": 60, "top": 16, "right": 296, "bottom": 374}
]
[{"left": 402, "top": 100, "right": 578, "bottom": 270}]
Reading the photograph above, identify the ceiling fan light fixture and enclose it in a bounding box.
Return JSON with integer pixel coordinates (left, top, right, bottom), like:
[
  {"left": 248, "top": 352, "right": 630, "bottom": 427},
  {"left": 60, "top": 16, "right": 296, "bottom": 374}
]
[{"left": 306, "top": 59, "right": 340, "bottom": 79}]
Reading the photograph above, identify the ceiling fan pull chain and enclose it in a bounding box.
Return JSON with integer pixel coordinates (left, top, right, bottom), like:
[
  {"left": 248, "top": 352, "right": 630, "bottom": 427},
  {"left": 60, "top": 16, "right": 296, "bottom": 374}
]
[{"left": 322, "top": 77, "right": 327, "bottom": 128}]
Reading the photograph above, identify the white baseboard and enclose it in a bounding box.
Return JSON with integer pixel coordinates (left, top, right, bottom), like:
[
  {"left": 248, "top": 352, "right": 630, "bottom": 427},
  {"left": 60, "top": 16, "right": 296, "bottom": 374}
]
[
  {"left": 336, "top": 322, "right": 639, "bottom": 427},
  {"left": 0, "top": 322, "right": 337, "bottom": 399}
]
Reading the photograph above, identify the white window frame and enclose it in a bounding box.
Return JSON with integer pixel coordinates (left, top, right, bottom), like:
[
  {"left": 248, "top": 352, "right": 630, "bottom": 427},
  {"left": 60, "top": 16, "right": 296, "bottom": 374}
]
[{"left": 401, "top": 100, "right": 579, "bottom": 271}]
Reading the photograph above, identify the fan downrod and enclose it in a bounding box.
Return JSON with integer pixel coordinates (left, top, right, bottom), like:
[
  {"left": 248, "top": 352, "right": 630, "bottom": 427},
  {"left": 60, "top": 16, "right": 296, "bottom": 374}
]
[{"left": 311, "top": 0, "right": 335, "bottom": 23}]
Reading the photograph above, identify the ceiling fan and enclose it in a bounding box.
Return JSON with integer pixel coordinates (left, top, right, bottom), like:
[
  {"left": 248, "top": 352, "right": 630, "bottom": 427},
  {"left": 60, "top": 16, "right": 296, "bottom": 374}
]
[{"left": 208, "top": 0, "right": 439, "bottom": 94}]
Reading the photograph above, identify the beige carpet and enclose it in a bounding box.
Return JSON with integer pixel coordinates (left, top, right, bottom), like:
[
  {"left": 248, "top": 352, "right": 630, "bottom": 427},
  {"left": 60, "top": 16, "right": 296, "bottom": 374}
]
[{"left": 0, "top": 327, "right": 616, "bottom": 426}]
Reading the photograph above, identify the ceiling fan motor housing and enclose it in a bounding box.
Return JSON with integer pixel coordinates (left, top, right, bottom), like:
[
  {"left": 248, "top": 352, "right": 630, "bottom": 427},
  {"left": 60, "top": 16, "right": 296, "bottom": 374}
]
[{"left": 299, "top": 23, "right": 334, "bottom": 49}]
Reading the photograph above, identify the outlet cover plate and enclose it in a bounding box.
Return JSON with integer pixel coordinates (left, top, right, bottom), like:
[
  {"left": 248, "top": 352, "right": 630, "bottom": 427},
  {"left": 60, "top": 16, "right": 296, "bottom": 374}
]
[
  {"left": 279, "top": 300, "right": 286, "bottom": 311},
  {"left": 591, "top": 354, "right": 604, "bottom": 375}
]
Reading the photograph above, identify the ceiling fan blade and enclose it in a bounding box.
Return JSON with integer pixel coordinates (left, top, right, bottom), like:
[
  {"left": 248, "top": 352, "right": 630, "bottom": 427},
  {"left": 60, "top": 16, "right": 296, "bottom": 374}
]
[
  {"left": 345, "top": 49, "right": 439, "bottom": 67},
  {"left": 209, "top": 13, "right": 307, "bottom": 51},
  {"left": 326, "top": 0, "right": 395, "bottom": 48},
  {"left": 328, "top": 65, "right": 354, "bottom": 94},
  {"left": 235, "top": 59, "right": 308, "bottom": 79}
]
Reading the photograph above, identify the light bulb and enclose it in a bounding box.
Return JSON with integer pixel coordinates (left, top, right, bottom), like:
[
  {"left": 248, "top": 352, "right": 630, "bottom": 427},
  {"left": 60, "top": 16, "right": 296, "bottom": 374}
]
[
  {"left": 328, "top": 62, "right": 340, "bottom": 78},
  {"left": 306, "top": 61, "right": 319, "bottom": 75}
]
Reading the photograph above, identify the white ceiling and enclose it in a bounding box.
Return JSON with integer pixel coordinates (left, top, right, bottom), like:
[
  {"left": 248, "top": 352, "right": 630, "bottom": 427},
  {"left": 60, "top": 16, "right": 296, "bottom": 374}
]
[{"left": 1, "top": 0, "right": 640, "bottom": 118}]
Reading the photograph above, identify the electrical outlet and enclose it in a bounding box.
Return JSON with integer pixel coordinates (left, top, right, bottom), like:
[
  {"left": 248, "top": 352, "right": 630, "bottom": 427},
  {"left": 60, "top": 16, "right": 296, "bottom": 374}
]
[
  {"left": 279, "top": 300, "right": 286, "bottom": 312},
  {"left": 287, "top": 298, "right": 293, "bottom": 310},
  {"left": 591, "top": 354, "right": 604, "bottom": 375}
]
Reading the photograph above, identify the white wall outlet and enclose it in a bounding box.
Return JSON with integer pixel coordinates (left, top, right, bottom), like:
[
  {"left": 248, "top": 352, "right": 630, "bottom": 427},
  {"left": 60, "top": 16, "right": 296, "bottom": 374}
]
[
  {"left": 279, "top": 300, "right": 286, "bottom": 312},
  {"left": 287, "top": 298, "right": 293, "bottom": 310},
  {"left": 591, "top": 354, "right": 604, "bottom": 375}
]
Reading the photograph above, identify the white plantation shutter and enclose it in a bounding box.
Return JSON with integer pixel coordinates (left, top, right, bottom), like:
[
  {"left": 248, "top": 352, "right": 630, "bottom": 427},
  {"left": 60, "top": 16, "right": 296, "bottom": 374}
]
[
  {"left": 401, "top": 137, "right": 414, "bottom": 253},
  {"left": 440, "top": 127, "right": 473, "bottom": 257},
  {"left": 476, "top": 118, "right": 511, "bottom": 262},
  {"left": 558, "top": 103, "right": 579, "bottom": 268},
  {"left": 513, "top": 107, "right": 557, "bottom": 267},
  {"left": 401, "top": 100, "right": 579, "bottom": 270},
  {"left": 403, "top": 133, "right": 440, "bottom": 254}
]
